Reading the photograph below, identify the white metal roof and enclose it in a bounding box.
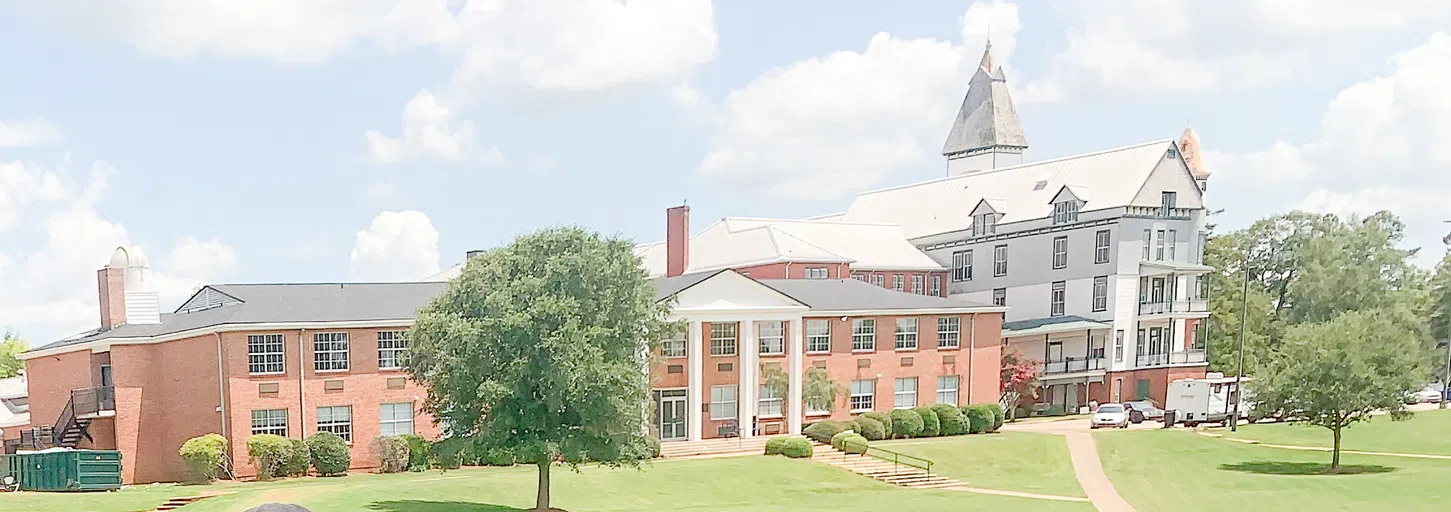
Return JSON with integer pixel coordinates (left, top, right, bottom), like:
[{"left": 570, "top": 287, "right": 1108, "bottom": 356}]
[
  {"left": 638, "top": 217, "right": 945, "bottom": 278},
  {"left": 0, "top": 375, "right": 29, "bottom": 428}
]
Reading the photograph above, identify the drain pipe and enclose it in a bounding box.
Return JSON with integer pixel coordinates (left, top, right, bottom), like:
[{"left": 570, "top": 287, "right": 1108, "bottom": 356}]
[
  {"left": 966, "top": 314, "right": 976, "bottom": 404},
  {"left": 298, "top": 329, "right": 307, "bottom": 434},
  {"left": 214, "top": 332, "right": 229, "bottom": 455}
]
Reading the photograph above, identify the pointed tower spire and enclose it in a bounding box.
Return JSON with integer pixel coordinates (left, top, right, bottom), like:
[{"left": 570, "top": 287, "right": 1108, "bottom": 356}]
[
  {"left": 1178, "top": 126, "right": 1210, "bottom": 179},
  {"left": 942, "top": 42, "right": 1027, "bottom": 176}
]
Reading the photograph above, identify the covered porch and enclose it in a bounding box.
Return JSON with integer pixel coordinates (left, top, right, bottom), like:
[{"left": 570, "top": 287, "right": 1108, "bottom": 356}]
[{"left": 1003, "top": 315, "right": 1110, "bottom": 414}]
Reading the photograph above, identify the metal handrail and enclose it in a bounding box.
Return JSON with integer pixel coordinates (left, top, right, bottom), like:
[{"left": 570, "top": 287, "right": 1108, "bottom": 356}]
[{"left": 840, "top": 439, "right": 933, "bottom": 474}]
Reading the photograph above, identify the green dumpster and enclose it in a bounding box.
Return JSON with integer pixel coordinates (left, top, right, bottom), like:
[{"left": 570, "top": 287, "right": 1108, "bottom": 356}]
[{"left": 1, "top": 450, "right": 123, "bottom": 491}]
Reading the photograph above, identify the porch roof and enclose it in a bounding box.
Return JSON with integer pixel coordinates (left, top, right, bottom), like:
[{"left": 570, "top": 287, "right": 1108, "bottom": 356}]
[
  {"left": 1140, "top": 260, "right": 1214, "bottom": 274},
  {"left": 1002, "top": 315, "right": 1110, "bottom": 337}
]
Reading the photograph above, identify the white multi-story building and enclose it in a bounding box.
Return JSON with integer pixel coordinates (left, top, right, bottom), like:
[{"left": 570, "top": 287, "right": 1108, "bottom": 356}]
[{"left": 836, "top": 44, "right": 1214, "bottom": 410}]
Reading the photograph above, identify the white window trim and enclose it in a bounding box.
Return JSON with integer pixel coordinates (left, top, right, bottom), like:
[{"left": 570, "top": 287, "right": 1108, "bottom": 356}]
[
  {"left": 313, "top": 332, "right": 350, "bottom": 372},
  {"left": 1092, "top": 276, "right": 1109, "bottom": 312},
  {"left": 380, "top": 402, "right": 415, "bottom": 437},
  {"left": 952, "top": 250, "right": 973, "bottom": 282},
  {"left": 251, "top": 409, "right": 288, "bottom": 436},
  {"left": 893, "top": 377, "right": 918, "bottom": 409},
  {"left": 892, "top": 275, "right": 904, "bottom": 292},
  {"left": 1050, "top": 282, "right": 1066, "bottom": 317},
  {"left": 850, "top": 379, "right": 875, "bottom": 412},
  {"left": 661, "top": 338, "right": 687, "bottom": 358},
  {"left": 1052, "top": 236, "right": 1068, "bottom": 270},
  {"left": 316, "top": 405, "right": 353, "bottom": 443},
  {"left": 1095, "top": 230, "right": 1111, "bottom": 264},
  {"left": 247, "top": 333, "right": 286, "bottom": 375},
  {"left": 992, "top": 288, "right": 1006, "bottom": 307},
  {"left": 758, "top": 385, "right": 784, "bottom": 418},
  {"left": 709, "top": 385, "right": 738, "bottom": 420},
  {"left": 377, "top": 330, "right": 409, "bottom": 370},
  {"left": 805, "top": 267, "right": 829, "bottom": 279},
  {"left": 993, "top": 245, "right": 1008, "bottom": 277},
  {"left": 894, "top": 318, "right": 918, "bottom": 350},
  {"left": 758, "top": 321, "right": 785, "bottom": 355},
  {"left": 710, "top": 323, "right": 738, "bottom": 356},
  {"left": 930, "top": 275, "right": 942, "bottom": 296},
  {"left": 936, "top": 375, "right": 960, "bottom": 405},
  {"left": 852, "top": 319, "right": 876, "bottom": 352},
  {"left": 937, "top": 317, "right": 960, "bottom": 349},
  {"left": 806, "top": 320, "right": 831, "bottom": 354}
]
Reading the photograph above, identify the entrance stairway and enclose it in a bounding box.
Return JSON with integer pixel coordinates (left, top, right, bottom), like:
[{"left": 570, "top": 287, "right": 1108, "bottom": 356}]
[
  {"left": 657, "top": 437, "right": 771, "bottom": 460},
  {"left": 811, "top": 443, "right": 963, "bottom": 490},
  {"left": 150, "top": 492, "right": 227, "bottom": 511}
]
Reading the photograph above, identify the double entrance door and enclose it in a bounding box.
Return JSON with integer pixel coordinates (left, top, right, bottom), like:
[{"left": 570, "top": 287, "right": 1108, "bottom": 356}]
[{"left": 654, "top": 389, "right": 688, "bottom": 441}]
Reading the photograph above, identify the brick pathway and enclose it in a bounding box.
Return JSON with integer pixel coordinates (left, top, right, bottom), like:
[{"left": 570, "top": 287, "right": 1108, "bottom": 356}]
[{"left": 1062, "top": 432, "right": 1136, "bottom": 512}]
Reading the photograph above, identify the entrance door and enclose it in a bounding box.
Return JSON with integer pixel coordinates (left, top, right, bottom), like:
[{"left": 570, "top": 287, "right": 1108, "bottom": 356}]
[
  {"left": 656, "top": 390, "right": 688, "bottom": 441},
  {"left": 1047, "top": 342, "right": 1063, "bottom": 362}
]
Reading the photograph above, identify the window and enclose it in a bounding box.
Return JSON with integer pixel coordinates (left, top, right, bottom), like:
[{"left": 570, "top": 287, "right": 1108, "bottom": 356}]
[
  {"left": 1155, "top": 229, "right": 1166, "bottom": 260},
  {"left": 1166, "top": 229, "right": 1177, "bottom": 261},
  {"left": 380, "top": 403, "right": 415, "bottom": 437},
  {"left": 853, "top": 273, "right": 867, "bottom": 282},
  {"left": 251, "top": 409, "right": 287, "bottom": 436},
  {"left": 937, "top": 375, "right": 960, "bottom": 405},
  {"left": 1161, "top": 191, "right": 1177, "bottom": 215},
  {"left": 951, "top": 250, "right": 973, "bottom": 281},
  {"left": 313, "top": 332, "right": 349, "bottom": 372},
  {"left": 937, "top": 317, "right": 960, "bottom": 349},
  {"left": 316, "top": 406, "right": 352, "bottom": 442},
  {"left": 911, "top": 275, "right": 924, "bottom": 295},
  {"left": 805, "top": 267, "right": 828, "bottom": 279},
  {"left": 377, "top": 331, "right": 409, "bottom": 370},
  {"left": 893, "top": 377, "right": 918, "bottom": 409},
  {"left": 850, "top": 379, "right": 876, "bottom": 411},
  {"left": 872, "top": 274, "right": 884, "bottom": 287},
  {"left": 1092, "top": 276, "right": 1108, "bottom": 312},
  {"left": 992, "top": 288, "right": 1006, "bottom": 307},
  {"left": 1052, "top": 201, "right": 1080, "bottom": 224},
  {"left": 1050, "top": 281, "right": 1066, "bottom": 317},
  {"left": 758, "top": 321, "right": 785, "bottom": 355},
  {"left": 661, "top": 337, "right": 686, "bottom": 358},
  {"left": 852, "top": 319, "right": 876, "bottom": 351},
  {"left": 709, "top": 385, "right": 738, "bottom": 420},
  {"left": 930, "top": 275, "right": 942, "bottom": 296},
  {"left": 993, "top": 245, "right": 1008, "bottom": 276},
  {"left": 1142, "top": 229, "right": 1152, "bottom": 260},
  {"left": 806, "top": 386, "right": 832, "bottom": 415},
  {"left": 1052, "top": 236, "right": 1068, "bottom": 269},
  {"left": 247, "top": 334, "right": 285, "bottom": 374},
  {"left": 1114, "top": 330, "right": 1125, "bottom": 362},
  {"left": 710, "top": 322, "right": 738, "bottom": 356},
  {"left": 1095, "top": 230, "right": 1111, "bottom": 264},
  {"left": 806, "top": 320, "right": 831, "bottom": 353},
  {"left": 892, "top": 275, "right": 904, "bottom": 292},
  {"left": 972, "top": 213, "right": 996, "bottom": 236},
  {"left": 894, "top": 318, "right": 918, "bottom": 350},
  {"left": 1090, "top": 335, "right": 1106, "bottom": 359},
  {"left": 758, "top": 385, "right": 783, "bottom": 417},
  {"left": 1197, "top": 233, "right": 1208, "bottom": 264}
]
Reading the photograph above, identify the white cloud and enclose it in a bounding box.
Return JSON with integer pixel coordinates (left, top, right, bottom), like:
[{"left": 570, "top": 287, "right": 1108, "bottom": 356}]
[
  {"left": 364, "top": 91, "right": 502, "bottom": 164},
  {"left": 0, "top": 160, "right": 69, "bottom": 230},
  {"left": 349, "top": 210, "right": 441, "bottom": 281},
  {"left": 0, "top": 118, "right": 62, "bottom": 147},
  {"left": 698, "top": 1, "right": 1018, "bottom": 199},
  {"left": 363, "top": 182, "right": 399, "bottom": 199},
  {"left": 1025, "top": 0, "right": 1451, "bottom": 102}
]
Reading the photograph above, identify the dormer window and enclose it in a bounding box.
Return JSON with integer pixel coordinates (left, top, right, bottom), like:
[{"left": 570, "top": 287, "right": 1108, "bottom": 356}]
[
  {"left": 972, "top": 213, "right": 996, "bottom": 236},
  {"left": 1052, "top": 201, "right": 1080, "bottom": 225}
]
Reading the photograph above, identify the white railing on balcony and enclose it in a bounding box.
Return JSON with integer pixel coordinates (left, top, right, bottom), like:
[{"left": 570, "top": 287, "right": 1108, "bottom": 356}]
[
  {"left": 1137, "top": 349, "right": 1206, "bottom": 368},
  {"left": 1138, "top": 299, "right": 1209, "bottom": 316},
  {"left": 1043, "top": 357, "right": 1106, "bottom": 374},
  {"left": 1125, "top": 206, "right": 1195, "bottom": 219}
]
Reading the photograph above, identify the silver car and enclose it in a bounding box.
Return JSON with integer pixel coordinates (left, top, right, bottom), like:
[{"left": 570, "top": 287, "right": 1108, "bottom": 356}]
[{"left": 1090, "top": 403, "right": 1130, "bottom": 429}]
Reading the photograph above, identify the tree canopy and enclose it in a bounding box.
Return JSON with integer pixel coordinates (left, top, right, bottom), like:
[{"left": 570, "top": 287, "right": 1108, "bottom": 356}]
[
  {"left": 1, "top": 330, "right": 26, "bottom": 378},
  {"left": 405, "top": 227, "right": 674, "bottom": 511}
]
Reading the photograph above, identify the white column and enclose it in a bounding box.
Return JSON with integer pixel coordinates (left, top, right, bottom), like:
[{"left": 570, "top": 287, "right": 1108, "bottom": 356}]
[
  {"left": 686, "top": 320, "right": 703, "bottom": 441},
  {"left": 787, "top": 317, "right": 804, "bottom": 435},
  {"left": 738, "top": 319, "right": 757, "bottom": 438}
]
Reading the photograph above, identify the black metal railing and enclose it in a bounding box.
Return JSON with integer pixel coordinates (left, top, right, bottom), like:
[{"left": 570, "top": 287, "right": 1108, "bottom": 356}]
[
  {"left": 71, "top": 386, "right": 116, "bottom": 416},
  {"left": 13, "top": 425, "right": 52, "bottom": 452},
  {"left": 840, "top": 439, "right": 933, "bottom": 474},
  {"left": 1138, "top": 299, "right": 1209, "bottom": 316},
  {"left": 1137, "top": 350, "right": 1205, "bottom": 367},
  {"left": 1043, "top": 357, "right": 1106, "bottom": 374}
]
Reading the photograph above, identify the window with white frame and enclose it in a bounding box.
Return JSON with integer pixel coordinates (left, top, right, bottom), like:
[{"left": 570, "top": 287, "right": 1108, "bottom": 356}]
[
  {"left": 806, "top": 320, "right": 831, "bottom": 353},
  {"left": 1090, "top": 335, "right": 1106, "bottom": 359},
  {"left": 661, "top": 337, "right": 686, "bottom": 358},
  {"left": 930, "top": 275, "right": 941, "bottom": 296},
  {"left": 892, "top": 275, "right": 904, "bottom": 291},
  {"left": 313, "top": 332, "right": 349, "bottom": 372},
  {"left": 758, "top": 321, "right": 785, "bottom": 355},
  {"left": 710, "top": 322, "right": 738, "bottom": 356},
  {"left": 1052, "top": 236, "right": 1068, "bottom": 269},
  {"left": 853, "top": 273, "right": 867, "bottom": 282},
  {"left": 380, "top": 402, "right": 415, "bottom": 437},
  {"left": 852, "top": 319, "right": 876, "bottom": 351},
  {"left": 893, "top": 377, "right": 918, "bottom": 409},
  {"left": 850, "top": 379, "right": 875, "bottom": 411},
  {"left": 911, "top": 275, "right": 924, "bottom": 295},
  {"left": 1161, "top": 191, "right": 1177, "bottom": 214},
  {"left": 1050, "top": 281, "right": 1066, "bottom": 317},
  {"left": 1197, "top": 233, "right": 1208, "bottom": 264},
  {"left": 251, "top": 409, "right": 287, "bottom": 436},
  {"left": 937, "top": 317, "right": 960, "bottom": 349},
  {"left": 872, "top": 274, "right": 884, "bottom": 287},
  {"left": 1114, "top": 330, "right": 1125, "bottom": 362},
  {"left": 972, "top": 213, "right": 996, "bottom": 236},
  {"left": 805, "top": 267, "right": 829, "bottom": 279},
  {"left": 377, "top": 331, "right": 409, "bottom": 370},
  {"left": 1095, "top": 230, "right": 1111, "bottom": 264},
  {"left": 758, "top": 385, "right": 783, "bottom": 416},
  {"left": 1052, "top": 201, "right": 1080, "bottom": 224},
  {"left": 992, "top": 288, "right": 1006, "bottom": 306},
  {"left": 952, "top": 250, "right": 973, "bottom": 281},
  {"left": 1142, "top": 229, "right": 1153, "bottom": 260},
  {"left": 247, "top": 334, "right": 285, "bottom": 374},
  {"left": 936, "top": 375, "right": 960, "bottom": 405},
  {"left": 993, "top": 245, "right": 1008, "bottom": 276},
  {"left": 1155, "top": 229, "right": 1166, "bottom": 260},
  {"left": 895, "top": 318, "right": 918, "bottom": 350},
  {"left": 709, "top": 385, "right": 737, "bottom": 419},
  {"left": 1092, "top": 276, "right": 1108, "bottom": 312},
  {"left": 1166, "top": 229, "right": 1177, "bottom": 261},
  {"left": 316, "top": 405, "right": 352, "bottom": 442}
]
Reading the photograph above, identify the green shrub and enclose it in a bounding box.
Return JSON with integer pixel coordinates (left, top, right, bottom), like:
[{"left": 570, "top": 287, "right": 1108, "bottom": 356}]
[
  {"left": 280, "top": 439, "right": 311, "bottom": 477},
  {"left": 930, "top": 404, "right": 968, "bottom": 435},
  {"left": 1041, "top": 405, "right": 1066, "bottom": 417},
  {"left": 989, "top": 404, "right": 1005, "bottom": 432},
  {"left": 305, "top": 432, "right": 351, "bottom": 476},
  {"left": 851, "top": 416, "right": 887, "bottom": 441},
  {"left": 647, "top": 436, "right": 662, "bottom": 459},
  {"left": 764, "top": 436, "right": 789, "bottom": 456},
  {"left": 781, "top": 437, "right": 813, "bottom": 458},
  {"left": 370, "top": 436, "right": 409, "bottom": 473},
  {"left": 179, "top": 433, "right": 227, "bottom": 483},
  {"left": 485, "top": 447, "right": 516, "bottom": 467},
  {"left": 962, "top": 404, "right": 994, "bottom": 434},
  {"left": 246, "top": 434, "right": 293, "bottom": 480},
  {"left": 861, "top": 411, "right": 893, "bottom": 434},
  {"left": 840, "top": 433, "right": 869, "bottom": 454},
  {"left": 399, "top": 434, "right": 431, "bottom": 471},
  {"left": 429, "top": 437, "right": 466, "bottom": 470},
  {"left": 803, "top": 420, "right": 849, "bottom": 444},
  {"left": 889, "top": 409, "right": 924, "bottom": 438},
  {"left": 830, "top": 429, "right": 856, "bottom": 450},
  {"left": 915, "top": 407, "right": 940, "bottom": 437}
]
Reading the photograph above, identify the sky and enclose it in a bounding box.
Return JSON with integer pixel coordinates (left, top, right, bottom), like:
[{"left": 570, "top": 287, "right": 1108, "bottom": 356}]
[{"left": 3, "top": 0, "right": 1450, "bottom": 344}]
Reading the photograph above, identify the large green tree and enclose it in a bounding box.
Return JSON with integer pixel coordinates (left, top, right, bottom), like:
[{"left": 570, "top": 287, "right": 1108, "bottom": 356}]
[
  {"left": 405, "top": 227, "right": 673, "bottom": 512},
  {"left": 1, "top": 330, "right": 26, "bottom": 378},
  {"left": 1252, "top": 308, "right": 1431, "bottom": 471}
]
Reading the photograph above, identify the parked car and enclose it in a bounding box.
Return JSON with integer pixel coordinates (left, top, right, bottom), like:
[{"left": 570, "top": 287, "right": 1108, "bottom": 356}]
[
  {"left": 1407, "top": 385, "right": 1443, "bottom": 404},
  {"left": 1122, "top": 400, "right": 1164, "bottom": 424},
  {"left": 1090, "top": 404, "right": 1130, "bottom": 429}
]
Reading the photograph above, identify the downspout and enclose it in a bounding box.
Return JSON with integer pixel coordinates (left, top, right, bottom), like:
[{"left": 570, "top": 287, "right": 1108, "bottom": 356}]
[
  {"left": 966, "top": 314, "right": 976, "bottom": 404},
  {"left": 214, "top": 332, "right": 228, "bottom": 445},
  {"left": 784, "top": 261, "right": 791, "bottom": 279},
  {"left": 298, "top": 329, "right": 307, "bottom": 435}
]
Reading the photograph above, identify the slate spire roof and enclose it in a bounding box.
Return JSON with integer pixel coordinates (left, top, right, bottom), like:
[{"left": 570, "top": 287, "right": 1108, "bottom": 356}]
[{"left": 941, "top": 42, "right": 1028, "bottom": 157}]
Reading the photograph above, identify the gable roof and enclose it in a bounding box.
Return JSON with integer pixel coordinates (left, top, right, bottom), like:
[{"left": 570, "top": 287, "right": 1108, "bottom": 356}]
[
  {"left": 841, "top": 139, "right": 1177, "bottom": 239},
  {"left": 638, "top": 217, "right": 945, "bottom": 278},
  {"left": 759, "top": 279, "right": 996, "bottom": 313}
]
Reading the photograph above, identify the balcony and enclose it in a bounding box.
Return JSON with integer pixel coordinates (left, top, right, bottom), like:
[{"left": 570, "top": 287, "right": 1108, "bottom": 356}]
[
  {"left": 1043, "top": 356, "right": 1106, "bottom": 375},
  {"left": 1126, "top": 206, "right": 1195, "bottom": 219},
  {"left": 1137, "top": 350, "right": 1206, "bottom": 368},
  {"left": 71, "top": 385, "right": 116, "bottom": 419},
  {"left": 1138, "top": 299, "right": 1209, "bottom": 317}
]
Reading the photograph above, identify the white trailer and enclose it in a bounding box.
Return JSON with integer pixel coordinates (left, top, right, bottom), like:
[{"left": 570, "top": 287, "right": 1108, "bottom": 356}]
[{"left": 1164, "top": 374, "right": 1252, "bottom": 426}]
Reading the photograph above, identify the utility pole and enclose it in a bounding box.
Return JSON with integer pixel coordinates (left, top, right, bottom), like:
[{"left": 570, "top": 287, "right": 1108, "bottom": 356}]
[
  {"left": 1440, "top": 339, "right": 1450, "bottom": 410},
  {"left": 1230, "top": 252, "right": 1250, "bottom": 432}
]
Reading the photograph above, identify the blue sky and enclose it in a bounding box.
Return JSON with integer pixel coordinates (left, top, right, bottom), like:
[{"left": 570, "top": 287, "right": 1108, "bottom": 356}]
[{"left": 3, "top": 0, "right": 1450, "bottom": 344}]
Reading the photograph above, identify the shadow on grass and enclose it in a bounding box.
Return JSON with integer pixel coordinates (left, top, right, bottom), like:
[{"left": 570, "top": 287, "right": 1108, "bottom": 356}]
[
  {"left": 1218, "top": 461, "right": 1397, "bottom": 476},
  {"left": 366, "top": 500, "right": 529, "bottom": 512}
]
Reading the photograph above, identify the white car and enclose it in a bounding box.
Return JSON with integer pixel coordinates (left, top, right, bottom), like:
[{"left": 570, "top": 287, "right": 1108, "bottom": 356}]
[
  {"left": 1409, "top": 386, "right": 1443, "bottom": 404},
  {"left": 1090, "top": 404, "right": 1130, "bottom": 429}
]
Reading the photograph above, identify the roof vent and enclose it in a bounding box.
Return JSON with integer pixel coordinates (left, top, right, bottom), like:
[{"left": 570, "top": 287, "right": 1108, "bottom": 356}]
[{"left": 1032, "top": 180, "right": 1048, "bottom": 191}]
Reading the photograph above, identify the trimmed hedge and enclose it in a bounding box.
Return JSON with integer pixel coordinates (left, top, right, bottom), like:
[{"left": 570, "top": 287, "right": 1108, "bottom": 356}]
[
  {"left": 889, "top": 409, "right": 924, "bottom": 438},
  {"left": 306, "top": 432, "right": 351, "bottom": 476},
  {"left": 246, "top": 434, "right": 293, "bottom": 480},
  {"left": 781, "top": 437, "right": 813, "bottom": 458},
  {"left": 915, "top": 407, "right": 941, "bottom": 437},
  {"left": 840, "top": 433, "right": 869, "bottom": 454},
  {"left": 179, "top": 433, "right": 227, "bottom": 483},
  {"left": 962, "top": 404, "right": 995, "bottom": 434},
  {"left": 930, "top": 404, "right": 969, "bottom": 436},
  {"left": 861, "top": 411, "right": 893, "bottom": 434},
  {"left": 851, "top": 416, "right": 887, "bottom": 441},
  {"left": 830, "top": 430, "right": 856, "bottom": 450},
  {"left": 280, "top": 439, "right": 311, "bottom": 477},
  {"left": 989, "top": 404, "right": 1006, "bottom": 432},
  {"left": 803, "top": 420, "right": 850, "bottom": 444},
  {"left": 370, "top": 436, "right": 410, "bottom": 473},
  {"left": 764, "top": 436, "right": 789, "bottom": 456}
]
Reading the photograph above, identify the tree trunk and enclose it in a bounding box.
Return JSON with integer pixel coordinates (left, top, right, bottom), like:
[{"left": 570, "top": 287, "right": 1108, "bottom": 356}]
[
  {"left": 1330, "top": 425, "right": 1342, "bottom": 472},
  {"left": 535, "top": 459, "right": 551, "bottom": 511}
]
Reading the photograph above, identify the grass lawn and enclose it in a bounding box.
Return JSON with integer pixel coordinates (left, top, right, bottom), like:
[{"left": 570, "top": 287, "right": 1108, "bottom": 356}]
[
  {"left": 1097, "top": 429, "right": 1451, "bottom": 511},
  {"left": 0, "top": 456, "right": 1094, "bottom": 512},
  {"left": 876, "top": 432, "right": 1085, "bottom": 498},
  {"left": 1225, "top": 408, "right": 1451, "bottom": 455}
]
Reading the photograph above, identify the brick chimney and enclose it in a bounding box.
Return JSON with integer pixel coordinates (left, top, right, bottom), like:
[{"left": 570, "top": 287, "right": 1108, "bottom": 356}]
[
  {"left": 666, "top": 205, "right": 690, "bottom": 277},
  {"left": 97, "top": 265, "right": 126, "bottom": 329}
]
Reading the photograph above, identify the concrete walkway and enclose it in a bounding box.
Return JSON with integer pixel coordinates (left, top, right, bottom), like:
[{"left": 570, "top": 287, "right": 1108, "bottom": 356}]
[{"left": 1062, "top": 432, "right": 1137, "bottom": 512}]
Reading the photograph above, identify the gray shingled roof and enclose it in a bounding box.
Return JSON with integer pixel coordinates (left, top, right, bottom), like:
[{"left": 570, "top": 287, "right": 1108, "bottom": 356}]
[
  {"left": 650, "top": 270, "right": 724, "bottom": 302},
  {"left": 758, "top": 279, "right": 993, "bottom": 311},
  {"left": 1002, "top": 315, "right": 1104, "bottom": 332},
  {"left": 941, "top": 44, "right": 1027, "bottom": 156}
]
